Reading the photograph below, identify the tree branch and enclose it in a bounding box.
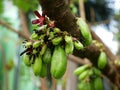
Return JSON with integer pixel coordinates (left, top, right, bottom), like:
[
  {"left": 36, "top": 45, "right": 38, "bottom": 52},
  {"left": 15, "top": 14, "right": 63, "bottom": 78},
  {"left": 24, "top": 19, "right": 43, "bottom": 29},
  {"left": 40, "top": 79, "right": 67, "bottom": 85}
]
[
  {"left": 68, "top": 55, "right": 89, "bottom": 65},
  {"left": 39, "top": 0, "right": 120, "bottom": 87},
  {"left": 0, "top": 20, "right": 30, "bottom": 40}
]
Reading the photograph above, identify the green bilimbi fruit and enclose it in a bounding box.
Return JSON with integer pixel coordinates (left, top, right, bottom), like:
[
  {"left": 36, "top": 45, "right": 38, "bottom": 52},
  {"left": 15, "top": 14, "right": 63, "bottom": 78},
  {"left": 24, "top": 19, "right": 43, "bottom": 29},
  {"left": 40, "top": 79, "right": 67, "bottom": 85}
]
[
  {"left": 65, "top": 35, "right": 72, "bottom": 43},
  {"left": 88, "top": 69, "right": 94, "bottom": 76},
  {"left": 94, "top": 77, "right": 104, "bottom": 90},
  {"left": 48, "top": 32, "right": 54, "bottom": 40},
  {"left": 70, "top": 3, "right": 77, "bottom": 14},
  {"left": 74, "top": 64, "right": 91, "bottom": 75},
  {"left": 78, "top": 80, "right": 92, "bottom": 90},
  {"left": 43, "top": 48, "right": 52, "bottom": 64},
  {"left": 53, "top": 28, "right": 61, "bottom": 33},
  {"left": 93, "top": 67, "right": 101, "bottom": 76},
  {"left": 39, "top": 62, "right": 47, "bottom": 78},
  {"left": 23, "top": 54, "right": 31, "bottom": 67},
  {"left": 65, "top": 35, "right": 74, "bottom": 54},
  {"left": 74, "top": 40, "right": 84, "bottom": 50},
  {"left": 51, "top": 45, "right": 67, "bottom": 79},
  {"left": 78, "top": 69, "right": 90, "bottom": 81},
  {"left": 24, "top": 42, "right": 32, "bottom": 48},
  {"left": 33, "top": 41, "right": 41, "bottom": 48},
  {"left": 52, "top": 36, "right": 63, "bottom": 45},
  {"left": 32, "top": 56, "right": 42, "bottom": 76},
  {"left": 39, "top": 34, "right": 45, "bottom": 40},
  {"left": 30, "top": 33, "right": 39, "bottom": 40},
  {"left": 32, "top": 49, "right": 38, "bottom": 54},
  {"left": 40, "top": 44, "right": 47, "bottom": 55},
  {"left": 32, "top": 24, "right": 47, "bottom": 30},
  {"left": 98, "top": 51, "right": 107, "bottom": 69},
  {"left": 76, "top": 17, "right": 92, "bottom": 46},
  {"left": 90, "top": 79, "right": 95, "bottom": 90}
]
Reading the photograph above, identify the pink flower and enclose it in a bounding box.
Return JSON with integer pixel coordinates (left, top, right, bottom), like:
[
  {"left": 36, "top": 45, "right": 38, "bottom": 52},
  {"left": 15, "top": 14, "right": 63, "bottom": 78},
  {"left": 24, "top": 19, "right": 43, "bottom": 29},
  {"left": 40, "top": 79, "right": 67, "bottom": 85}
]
[{"left": 32, "top": 11, "right": 45, "bottom": 26}]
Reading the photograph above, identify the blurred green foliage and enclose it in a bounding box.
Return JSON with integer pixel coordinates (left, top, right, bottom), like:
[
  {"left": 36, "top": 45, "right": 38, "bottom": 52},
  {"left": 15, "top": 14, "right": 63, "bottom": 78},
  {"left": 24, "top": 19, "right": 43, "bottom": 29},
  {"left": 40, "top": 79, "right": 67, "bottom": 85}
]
[
  {"left": 12, "top": 0, "right": 39, "bottom": 12},
  {"left": 0, "top": 0, "right": 3, "bottom": 14},
  {"left": 0, "top": 0, "right": 40, "bottom": 90}
]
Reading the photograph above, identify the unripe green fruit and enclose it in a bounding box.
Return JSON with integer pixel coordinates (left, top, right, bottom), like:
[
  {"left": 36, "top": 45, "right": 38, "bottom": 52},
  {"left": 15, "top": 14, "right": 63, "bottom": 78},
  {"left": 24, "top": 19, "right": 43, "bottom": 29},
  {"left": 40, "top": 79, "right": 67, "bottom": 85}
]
[
  {"left": 76, "top": 17, "right": 92, "bottom": 46},
  {"left": 32, "top": 56, "right": 42, "bottom": 76},
  {"left": 51, "top": 45, "right": 67, "bottom": 79},
  {"left": 39, "top": 34, "right": 45, "bottom": 40},
  {"left": 23, "top": 54, "right": 31, "bottom": 67},
  {"left": 52, "top": 36, "right": 63, "bottom": 45},
  {"left": 98, "top": 51, "right": 107, "bottom": 69},
  {"left": 40, "top": 44, "right": 47, "bottom": 55},
  {"left": 65, "top": 35, "right": 72, "bottom": 43},
  {"left": 39, "top": 62, "right": 47, "bottom": 78},
  {"left": 93, "top": 67, "right": 101, "bottom": 76},
  {"left": 74, "top": 40, "right": 84, "bottom": 50},
  {"left": 30, "top": 33, "right": 39, "bottom": 40},
  {"left": 24, "top": 42, "right": 32, "bottom": 48},
  {"left": 94, "top": 77, "right": 104, "bottom": 90},
  {"left": 48, "top": 32, "right": 54, "bottom": 40},
  {"left": 78, "top": 80, "right": 92, "bottom": 90},
  {"left": 33, "top": 41, "right": 41, "bottom": 48},
  {"left": 32, "top": 49, "right": 38, "bottom": 54},
  {"left": 43, "top": 48, "right": 52, "bottom": 64},
  {"left": 53, "top": 28, "right": 61, "bottom": 33},
  {"left": 78, "top": 69, "right": 90, "bottom": 81},
  {"left": 65, "top": 35, "right": 74, "bottom": 54},
  {"left": 74, "top": 64, "right": 91, "bottom": 75}
]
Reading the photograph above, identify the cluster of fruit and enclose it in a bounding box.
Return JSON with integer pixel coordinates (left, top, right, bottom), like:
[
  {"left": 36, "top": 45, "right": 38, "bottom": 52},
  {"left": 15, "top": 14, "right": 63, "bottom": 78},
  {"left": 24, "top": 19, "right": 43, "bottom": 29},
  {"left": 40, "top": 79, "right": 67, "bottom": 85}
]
[
  {"left": 20, "top": 11, "right": 93, "bottom": 79},
  {"left": 74, "top": 64, "right": 104, "bottom": 90},
  {"left": 74, "top": 46, "right": 107, "bottom": 90}
]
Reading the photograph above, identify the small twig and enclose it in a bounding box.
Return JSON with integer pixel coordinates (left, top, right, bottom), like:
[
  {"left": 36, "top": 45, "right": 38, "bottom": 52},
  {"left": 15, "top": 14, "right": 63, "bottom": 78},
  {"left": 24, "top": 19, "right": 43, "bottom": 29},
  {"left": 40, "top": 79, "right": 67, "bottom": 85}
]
[
  {"left": 40, "top": 78, "right": 49, "bottom": 90},
  {"left": 68, "top": 55, "right": 89, "bottom": 65},
  {"left": 0, "top": 20, "right": 29, "bottom": 40},
  {"left": 79, "top": 0, "right": 86, "bottom": 20},
  {"left": 52, "top": 78, "right": 56, "bottom": 90}
]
